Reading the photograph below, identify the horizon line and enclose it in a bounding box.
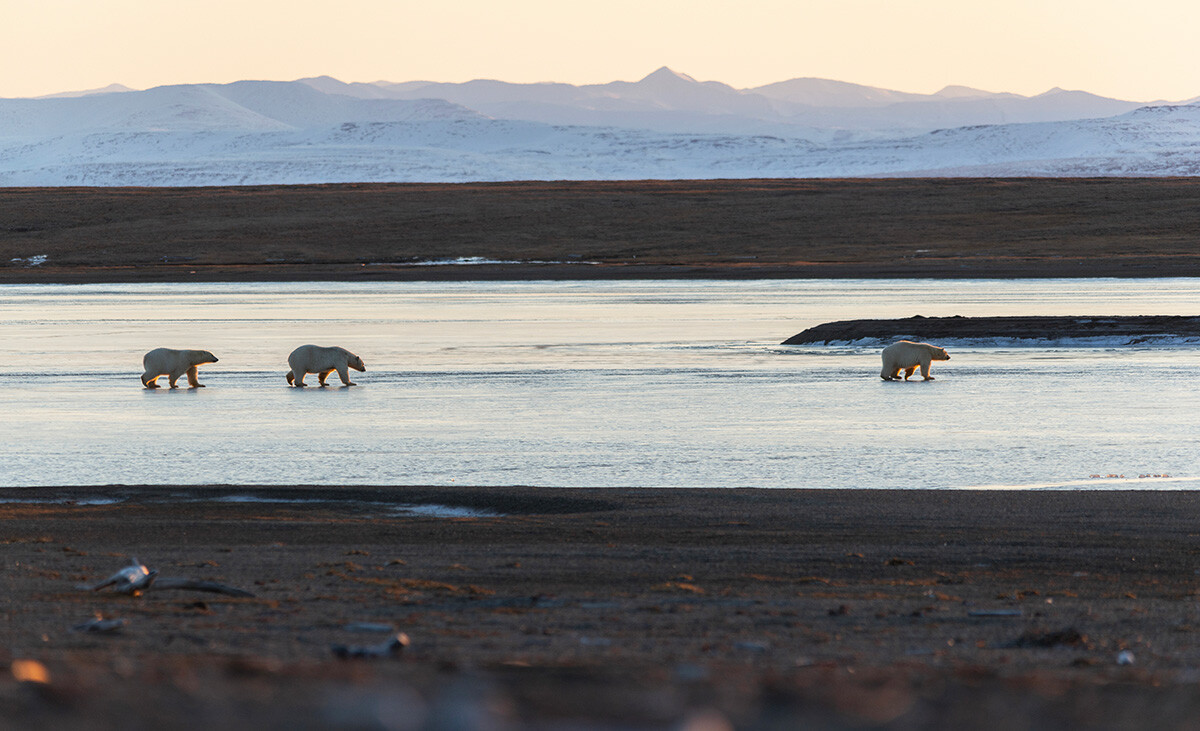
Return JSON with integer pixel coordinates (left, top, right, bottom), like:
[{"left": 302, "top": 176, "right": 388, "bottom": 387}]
[{"left": 16, "top": 68, "right": 1190, "bottom": 105}]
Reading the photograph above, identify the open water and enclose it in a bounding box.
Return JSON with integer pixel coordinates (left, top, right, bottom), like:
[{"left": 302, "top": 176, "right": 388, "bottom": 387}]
[{"left": 3, "top": 279, "right": 1200, "bottom": 489}]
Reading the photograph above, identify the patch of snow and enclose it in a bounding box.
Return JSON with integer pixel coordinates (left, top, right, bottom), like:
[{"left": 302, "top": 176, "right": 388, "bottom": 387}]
[{"left": 393, "top": 503, "right": 502, "bottom": 518}]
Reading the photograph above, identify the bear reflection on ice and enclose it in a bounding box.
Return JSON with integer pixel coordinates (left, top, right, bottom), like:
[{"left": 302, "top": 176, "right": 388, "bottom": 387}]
[{"left": 880, "top": 340, "right": 950, "bottom": 381}]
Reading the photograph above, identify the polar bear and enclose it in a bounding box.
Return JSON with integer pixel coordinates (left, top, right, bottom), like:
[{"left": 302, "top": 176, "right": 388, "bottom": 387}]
[
  {"left": 880, "top": 340, "right": 950, "bottom": 381},
  {"left": 141, "top": 348, "right": 219, "bottom": 389},
  {"left": 286, "top": 345, "right": 366, "bottom": 387}
]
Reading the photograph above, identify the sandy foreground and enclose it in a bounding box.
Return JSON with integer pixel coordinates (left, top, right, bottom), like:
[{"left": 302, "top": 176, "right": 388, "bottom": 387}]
[{"left": 4, "top": 486, "right": 1200, "bottom": 729}]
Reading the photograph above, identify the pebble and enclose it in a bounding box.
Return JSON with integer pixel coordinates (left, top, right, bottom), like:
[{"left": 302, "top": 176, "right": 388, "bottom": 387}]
[{"left": 11, "top": 660, "right": 49, "bottom": 684}]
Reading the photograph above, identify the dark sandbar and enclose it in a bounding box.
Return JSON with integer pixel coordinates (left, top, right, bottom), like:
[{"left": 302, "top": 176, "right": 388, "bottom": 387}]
[{"left": 783, "top": 315, "right": 1200, "bottom": 344}]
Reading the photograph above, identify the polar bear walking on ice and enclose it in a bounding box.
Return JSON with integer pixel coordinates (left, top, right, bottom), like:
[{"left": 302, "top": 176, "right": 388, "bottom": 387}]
[
  {"left": 880, "top": 340, "right": 950, "bottom": 381},
  {"left": 141, "top": 348, "right": 219, "bottom": 389},
  {"left": 286, "top": 345, "right": 366, "bottom": 387}
]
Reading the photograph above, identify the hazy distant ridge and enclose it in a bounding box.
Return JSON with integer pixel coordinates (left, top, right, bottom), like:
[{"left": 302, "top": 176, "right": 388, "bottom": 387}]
[
  {"left": 2, "top": 68, "right": 1199, "bottom": 185},
  {"left": 307, "top": 67, "right": 1153, "bottom": 133}
]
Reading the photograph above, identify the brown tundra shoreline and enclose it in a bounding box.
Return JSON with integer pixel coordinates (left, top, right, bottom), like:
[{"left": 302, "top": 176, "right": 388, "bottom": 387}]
[{"left": 5, "top": 178, "right": 1200, "bottom": 282}]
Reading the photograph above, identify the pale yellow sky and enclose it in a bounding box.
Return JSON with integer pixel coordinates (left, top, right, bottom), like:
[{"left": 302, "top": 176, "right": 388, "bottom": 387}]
[{"left": 2, "top": 0, "right": 1197, "bottom": 101}]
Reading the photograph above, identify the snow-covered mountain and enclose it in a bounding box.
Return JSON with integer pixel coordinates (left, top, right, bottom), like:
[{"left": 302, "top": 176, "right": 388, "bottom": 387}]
[{"left": 1, "top": 70, "right": 1199, "bottom": 185}]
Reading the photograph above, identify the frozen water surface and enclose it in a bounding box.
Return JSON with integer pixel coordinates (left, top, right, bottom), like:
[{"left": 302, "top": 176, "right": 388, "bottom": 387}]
[{"left": 3, "top": 279, "right": 1200, "bottom": 489}]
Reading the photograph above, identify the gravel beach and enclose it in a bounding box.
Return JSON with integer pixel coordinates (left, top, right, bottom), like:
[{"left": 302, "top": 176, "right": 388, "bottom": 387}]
[{"left": 5, "top": 486, "right": 1200, "bottom": 729}]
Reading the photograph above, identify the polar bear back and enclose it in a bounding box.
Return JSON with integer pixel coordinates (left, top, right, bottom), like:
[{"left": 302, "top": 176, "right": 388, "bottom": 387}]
[
  {"left": 142, "top": 347, "right": 218, "bottom": 373},
  {"left": 287, "top": 344, "right": 365, "bottom": 374},
  {"left": 881, "top": 340, "right": 950, "bottom": 367}
]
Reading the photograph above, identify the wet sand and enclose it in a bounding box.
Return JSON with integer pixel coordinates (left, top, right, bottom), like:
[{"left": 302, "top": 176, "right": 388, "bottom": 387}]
[
  {"left": 6, "top": 178, "right": 1200, "bottom": 282},
  {"left": 5, "top": 485, "right": 1200, "bottom": 729}
]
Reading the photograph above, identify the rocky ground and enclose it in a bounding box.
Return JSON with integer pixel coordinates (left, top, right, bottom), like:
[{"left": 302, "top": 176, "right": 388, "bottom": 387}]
[{"left": 4, "top": 486, "right": 1200, "bottom": 729}]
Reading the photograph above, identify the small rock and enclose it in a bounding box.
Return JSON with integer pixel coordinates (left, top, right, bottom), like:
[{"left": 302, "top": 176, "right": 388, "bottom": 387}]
[
  {"left": 71, "top": 615, "right": 128, "bottom": 634},
  {"left": 344, "top": 622, "right": 395, "bottom": 633},
  {"left": 579, "top": 636, "right": 612, "bottom": 647},
  {"left": 11, "top": 659, "right": 50, "bottom": 684},
  {"left": 673, "top": 664, "right": 709, "bottom": 682},
  {"left": 332, "top": 632, "right": 411, "bottom": 659}
]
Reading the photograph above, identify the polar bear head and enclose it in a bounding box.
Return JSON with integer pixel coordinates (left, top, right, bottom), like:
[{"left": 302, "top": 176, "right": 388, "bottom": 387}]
[
  {"left": 931, "top": 347, "right": 950, "bottom": 361},
  {"left": 191, "top": 350, "right": 219, "bottom": 366},
  {"left": 347, "top": 353, "right": 366, "bottom": 372}
]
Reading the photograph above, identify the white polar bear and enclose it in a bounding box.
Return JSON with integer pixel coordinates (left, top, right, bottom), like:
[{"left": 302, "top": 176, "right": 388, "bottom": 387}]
[
  {"left": 880, "top": 340, "right": 950, "bottom": 381},
  {"left": 141, "top": 348, "right": 219, "bottom": 389},
  {"left": 286, "top": 345, "right": 366, "bottom": 387}
]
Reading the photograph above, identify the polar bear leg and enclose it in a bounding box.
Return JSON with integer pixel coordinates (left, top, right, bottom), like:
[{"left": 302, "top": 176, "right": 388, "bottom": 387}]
[
  {"left": 903, "top": 366, "right": 916, "bottom": 380},
  {"left": 167, "top": 370, "right": 186, "bottom": 389},
  {"left": 286, "top": 371, "right": 295, "bottom": 386},
  {"left": 142, "top": 372, "right": 161, "bottom": 388},
  {"left": 919, "top": 359, "right": 935, "bottom": 380},
  {"left": 292, "top": 370, "right": 307, "bottom": 387},
  {"left": 318, "top": 368, "right": 334, "bottom": 387},
  {"left": 186, "top": 366, "right": 204, "bottom": 388},
  {"left": 336, "top": 364, "right": 355, "bottom": 386}
]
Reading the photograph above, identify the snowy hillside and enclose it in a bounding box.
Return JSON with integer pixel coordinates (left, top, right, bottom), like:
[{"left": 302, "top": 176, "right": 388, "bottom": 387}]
[{"left": 1, "top": 72, "right": 1199, "bottom": 185}]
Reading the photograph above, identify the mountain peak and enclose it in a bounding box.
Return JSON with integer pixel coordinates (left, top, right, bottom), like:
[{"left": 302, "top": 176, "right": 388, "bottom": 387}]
[
  {"left": 1035, "top": 87, "right": 1072, "bottom": 97},
  {"left": 933, "top": 85, "right": 999, "bottom": 99},
  {"left": 35, "top": 83, "right": 134, "bottom": 99},
  {"left": 639, "top": 67, "right": 697, "bottom": 85}
]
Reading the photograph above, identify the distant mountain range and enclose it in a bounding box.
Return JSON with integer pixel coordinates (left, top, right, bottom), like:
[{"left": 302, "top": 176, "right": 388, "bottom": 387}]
[{"left": 2, "top": 68, "right": 1200, "bottom": 184}]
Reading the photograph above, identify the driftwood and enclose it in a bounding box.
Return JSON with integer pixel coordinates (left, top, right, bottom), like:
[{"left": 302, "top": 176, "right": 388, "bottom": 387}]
[
  {"left": 79, "top": 559, "right": 255, "bottom": 598},
  {"left": 149, "top": 577, "right": 255, "bottom": 597},
  {"left": 71, "top": 615, "right": 129, "bottom": 634},
  {"left": 79, "top": 558, "right": 157, "bottom": 595}
]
